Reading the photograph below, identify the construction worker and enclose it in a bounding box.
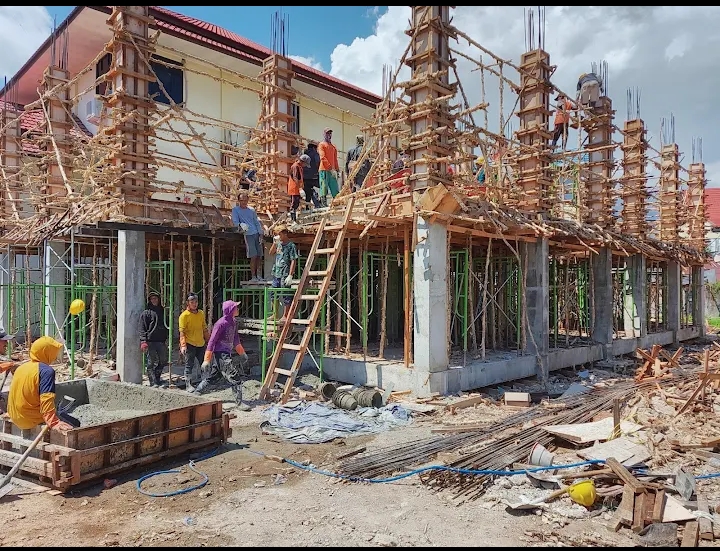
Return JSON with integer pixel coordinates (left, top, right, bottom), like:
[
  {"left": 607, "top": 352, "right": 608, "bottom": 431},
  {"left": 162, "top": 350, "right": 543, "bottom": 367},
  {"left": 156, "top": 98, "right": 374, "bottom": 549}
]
[
  {"left": 289, "top": 154, "right": 311, "bottom": 222},
  {"left": 318, "top": 127, "right": 339, "bottom": 203},
  {"left": 193, "top": 300, "right": 251, "bottom": 411},
  {"left": 138, "top": 291, "right": 169, "bottom": 388},
  {"left": 269, "top": 224, "right": 298, "bottom": 324},
  {"left": 392, "top": 150, "right": 410, "bottom": 174},
  {"left": 8, "top": 336, "right": 78, "bottom": 432},
  {"left": 475, "top": 156, "right": 486, "bottom": 185},
  {"left": 345, "top": 135, "right": 371, "bottom": 192},
  {"left": 232, "top": 190, "right": 265, "bottom": 282},
  {"left": 0, "top": 330, "right": 16, "bottom": 375},
  {"left": 178, "top": 292, "right": 210, "bottom": 392},
  {"left": 576, "top": 72, "right": 603, "bottom": 110},
  {"left": 552, "top": 93, "right": 574, "bottom": 149},
  {"left": 302, "top": 141, "right": 321, "bottom": 208},
  {"left": 239, "top": 156, "right": 257, "bottom": 190}
]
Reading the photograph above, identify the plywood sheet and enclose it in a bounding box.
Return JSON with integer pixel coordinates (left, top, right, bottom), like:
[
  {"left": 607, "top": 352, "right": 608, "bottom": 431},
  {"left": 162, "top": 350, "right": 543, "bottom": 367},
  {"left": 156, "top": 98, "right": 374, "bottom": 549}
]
[
  {"left": 543, "top": 417, "right": 643, "bottom": 444},
  {"left": 577, "top": 435, "right": 651, "bottom": 466}
]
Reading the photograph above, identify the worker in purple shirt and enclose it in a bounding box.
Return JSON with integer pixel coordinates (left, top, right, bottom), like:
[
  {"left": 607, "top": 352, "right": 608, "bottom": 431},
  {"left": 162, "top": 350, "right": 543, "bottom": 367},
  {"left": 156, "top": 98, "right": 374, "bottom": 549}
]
[{"left": 192, "top": 300, "right": 251, "bottom": 411}]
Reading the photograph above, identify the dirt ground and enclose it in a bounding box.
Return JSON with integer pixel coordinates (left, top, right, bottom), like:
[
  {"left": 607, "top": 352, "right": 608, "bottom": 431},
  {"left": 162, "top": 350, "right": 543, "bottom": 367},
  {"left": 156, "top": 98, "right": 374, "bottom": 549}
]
[
  {"left": 3, "top": 348, "right": 720, "bottom": 548},
  {"left": 0, "top": 404, "right": 640, "bottom": 548}
]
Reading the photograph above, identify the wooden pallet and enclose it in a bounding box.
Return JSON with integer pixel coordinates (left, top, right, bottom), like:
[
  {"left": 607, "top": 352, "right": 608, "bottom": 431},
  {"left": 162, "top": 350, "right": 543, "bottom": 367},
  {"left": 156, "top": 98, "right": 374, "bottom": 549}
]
[{"left": 259, "top": 197, "right": 356, "bottom": 403}]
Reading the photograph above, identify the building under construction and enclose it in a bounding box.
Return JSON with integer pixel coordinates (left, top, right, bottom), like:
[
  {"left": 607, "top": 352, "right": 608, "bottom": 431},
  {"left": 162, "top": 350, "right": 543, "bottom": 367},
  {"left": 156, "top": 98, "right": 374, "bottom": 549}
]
[{"left": 0, "top": 6, "right": 708, "bottom": 397}]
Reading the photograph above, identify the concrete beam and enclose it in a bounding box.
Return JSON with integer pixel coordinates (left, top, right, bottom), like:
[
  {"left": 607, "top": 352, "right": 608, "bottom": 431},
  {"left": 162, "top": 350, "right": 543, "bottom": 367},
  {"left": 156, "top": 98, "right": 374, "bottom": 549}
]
[
  {"left": 413, "top": 217, "right": 449, "bottom": 374},
  {"left": 522, "top": 238, "right": 549, "bottom": 383},
  {"left": 117, "top": 230, "right": 146, "bottom": 384}
]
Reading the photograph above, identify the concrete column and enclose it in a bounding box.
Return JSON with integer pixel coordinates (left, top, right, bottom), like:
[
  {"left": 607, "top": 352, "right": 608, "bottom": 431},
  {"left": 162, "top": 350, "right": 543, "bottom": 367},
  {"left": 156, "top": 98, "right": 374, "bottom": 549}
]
[
  {"left": 413, "top": 217, "right": 449, "bottom": 373},
  {"left": 623, "top": 254, "right": 646, "bottom": 338},
  {"left": 117, "top": 230, "right": 146, "bottom": 384},
  {"left": 693, "top": 266, "right": 705, "bottom": 336},
  {"left": 43, "top": 241, "right": 68, "bottom": 338},
  {"left": 591, "top": 248, "right": 613, "bottom": 352},
  {"left": 522, "top": 238, "right": 549, "bottom": 383},
  {"left": 666, "top": 261, "right": 681, "bottom": 343}
]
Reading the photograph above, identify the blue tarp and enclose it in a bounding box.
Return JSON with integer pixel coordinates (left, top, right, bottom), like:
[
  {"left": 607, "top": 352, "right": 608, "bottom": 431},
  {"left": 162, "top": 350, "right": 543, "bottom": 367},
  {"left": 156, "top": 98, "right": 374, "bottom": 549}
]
[{"left": 260, "top": 402, "right": 412, "bottom": 444}]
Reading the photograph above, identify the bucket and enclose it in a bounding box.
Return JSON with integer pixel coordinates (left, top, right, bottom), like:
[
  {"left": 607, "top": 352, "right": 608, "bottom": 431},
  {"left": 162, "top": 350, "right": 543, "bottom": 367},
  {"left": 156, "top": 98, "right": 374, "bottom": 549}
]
[
  {"left": 318, "top": 382, "right": 338, "bottom": 401},
  {"left": 332, "top": 390, "right": 358, "bottom": 411},
  {"left": 528, "top": 442, "right": 554, "bottom": 467},
  {"left": 99, "top": 371, "right": 120, "bottom": 382},
  {"left": 353, "top": 388, "right": 382, "bottom": 408}
]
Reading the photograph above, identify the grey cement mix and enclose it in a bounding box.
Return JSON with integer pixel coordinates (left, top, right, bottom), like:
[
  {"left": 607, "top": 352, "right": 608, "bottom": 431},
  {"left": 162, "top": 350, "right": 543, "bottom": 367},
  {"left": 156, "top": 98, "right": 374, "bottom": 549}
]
[{"left": 71, "top": 404, "right": 152, "bottom": 426}]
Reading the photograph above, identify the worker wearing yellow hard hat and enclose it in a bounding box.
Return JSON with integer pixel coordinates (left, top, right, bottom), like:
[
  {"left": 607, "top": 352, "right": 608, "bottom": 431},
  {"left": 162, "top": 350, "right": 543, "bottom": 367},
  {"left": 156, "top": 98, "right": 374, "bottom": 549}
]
[{"left": 475, "top": 155, "right": 486, "bottom": 185}]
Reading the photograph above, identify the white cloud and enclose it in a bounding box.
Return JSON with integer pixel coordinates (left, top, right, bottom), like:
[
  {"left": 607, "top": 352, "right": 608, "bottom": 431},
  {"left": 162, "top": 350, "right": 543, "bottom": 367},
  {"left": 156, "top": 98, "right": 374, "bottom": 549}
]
[
  {"left": 0, "top": 6, "right": 52, "bottom": 80},
  {"left": 665, "top": 34, "right": 690, "bottom": 62},
  {"left": 364, "top": 6, "right": 380, "bottom": 19},
  {"left": 329, "top": 6, "right": 720, "bottom": 190},
  {"left": 289, "top": 55, "right": 324, "bottom": 72},
  {"left": 705, "top": 160, "right": 720, "bottom": 189}
]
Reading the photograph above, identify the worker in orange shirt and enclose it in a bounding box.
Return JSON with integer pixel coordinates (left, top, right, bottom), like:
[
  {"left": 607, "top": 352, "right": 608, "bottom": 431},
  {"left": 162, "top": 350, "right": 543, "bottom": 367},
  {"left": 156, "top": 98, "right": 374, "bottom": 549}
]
[
  {"left": 288, "top": 154, "right": 311, "bottom": 222},
  {"left": 551, "top": 93, "right": 574, "bottom": 149},
  {"left": 0, "top": 330, "right": 17, "bottom": 375},
  {"left": 317, "top": 127, "right": 339, "bottom": 205},
  {"left": 8, "top": 336, "right": 78, "bottom": 432}
]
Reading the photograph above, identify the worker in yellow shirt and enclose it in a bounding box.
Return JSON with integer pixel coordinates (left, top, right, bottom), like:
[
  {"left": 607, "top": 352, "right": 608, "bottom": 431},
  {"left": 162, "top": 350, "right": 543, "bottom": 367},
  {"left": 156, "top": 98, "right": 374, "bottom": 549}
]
[
  {"left": 178, "top": 293, "right": 210, "bottom": 392},
  {"left": 8, "top": 336, "right": 78, "bottom": 432}
]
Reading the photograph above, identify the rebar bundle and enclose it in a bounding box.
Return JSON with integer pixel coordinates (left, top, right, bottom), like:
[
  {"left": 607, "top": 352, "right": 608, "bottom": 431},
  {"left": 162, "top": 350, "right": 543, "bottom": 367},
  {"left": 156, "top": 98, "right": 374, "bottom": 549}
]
[{"left": 338, "top": 369, "right": 700, "bottom": 503}]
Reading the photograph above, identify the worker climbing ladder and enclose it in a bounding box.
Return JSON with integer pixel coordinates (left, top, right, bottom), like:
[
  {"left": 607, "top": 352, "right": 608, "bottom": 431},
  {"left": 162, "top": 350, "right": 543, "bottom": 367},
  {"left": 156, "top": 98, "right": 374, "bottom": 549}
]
[{"left": 259, "top": 197, "right": 356, "bottom": 403}]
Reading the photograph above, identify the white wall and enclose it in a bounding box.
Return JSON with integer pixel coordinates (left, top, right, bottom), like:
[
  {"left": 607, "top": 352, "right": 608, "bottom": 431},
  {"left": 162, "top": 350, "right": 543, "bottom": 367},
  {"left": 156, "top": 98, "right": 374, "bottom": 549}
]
[
  {"left": 149, "top": 32, "right": 376, "bottom": 205},
  {"left": 72, "top": 69, "right": 100, "bottom": 136}
]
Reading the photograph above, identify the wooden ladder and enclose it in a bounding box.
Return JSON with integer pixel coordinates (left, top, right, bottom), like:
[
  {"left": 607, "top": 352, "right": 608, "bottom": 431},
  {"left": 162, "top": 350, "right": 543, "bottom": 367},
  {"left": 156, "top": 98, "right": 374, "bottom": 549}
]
[{"left": 259, "top": 197, "right": 356, "bottom": 403}]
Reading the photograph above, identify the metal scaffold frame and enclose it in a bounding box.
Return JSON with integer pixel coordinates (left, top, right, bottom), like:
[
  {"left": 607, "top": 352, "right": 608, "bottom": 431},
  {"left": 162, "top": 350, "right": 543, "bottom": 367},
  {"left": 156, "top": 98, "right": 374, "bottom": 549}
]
[{"left": 550, "top": 256, "right": 591, "bottom": 348}]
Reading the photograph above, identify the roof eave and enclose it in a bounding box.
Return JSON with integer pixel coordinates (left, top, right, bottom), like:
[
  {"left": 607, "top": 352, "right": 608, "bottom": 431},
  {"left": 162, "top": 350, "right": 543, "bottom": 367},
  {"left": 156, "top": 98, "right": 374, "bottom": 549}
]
[
  {"left": 0, "top": 5, "right": 89, "bottom": 99},
  {"left": 148, "top": 7, "right": 381, "bottom": 108}
]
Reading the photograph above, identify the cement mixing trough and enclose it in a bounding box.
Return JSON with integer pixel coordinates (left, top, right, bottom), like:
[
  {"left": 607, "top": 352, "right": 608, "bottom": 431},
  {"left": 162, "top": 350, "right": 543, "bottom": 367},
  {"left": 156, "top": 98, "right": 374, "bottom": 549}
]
[{"left": 0, "top": 379, "right": 232, "bottom": 490}]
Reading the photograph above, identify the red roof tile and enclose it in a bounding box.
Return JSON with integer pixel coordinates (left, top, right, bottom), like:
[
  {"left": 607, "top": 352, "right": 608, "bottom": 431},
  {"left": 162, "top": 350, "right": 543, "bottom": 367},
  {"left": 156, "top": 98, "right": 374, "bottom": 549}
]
[
  {"left": 149, "top": 6, "right": 381, "bottom": 107},
  {"left": 706, "top": 189, "right": 720, "bottom": 227},
  {"left": 0, "top": 100, "right": 92, "bottom": 154}
]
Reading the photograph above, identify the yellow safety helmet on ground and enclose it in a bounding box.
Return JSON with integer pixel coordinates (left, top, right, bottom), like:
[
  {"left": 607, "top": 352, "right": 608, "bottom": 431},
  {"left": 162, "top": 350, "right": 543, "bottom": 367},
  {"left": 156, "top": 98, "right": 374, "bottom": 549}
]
[{"left": 567, "top": 479, "right": 596, "bottom": 507}]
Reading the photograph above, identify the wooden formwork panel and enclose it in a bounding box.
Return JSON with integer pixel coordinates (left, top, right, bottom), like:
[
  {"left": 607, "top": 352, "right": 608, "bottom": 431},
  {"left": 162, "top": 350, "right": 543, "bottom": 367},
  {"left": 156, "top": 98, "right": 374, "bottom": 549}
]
[{"left": 0, "top": 401, "right": 230, "bottom": 491}]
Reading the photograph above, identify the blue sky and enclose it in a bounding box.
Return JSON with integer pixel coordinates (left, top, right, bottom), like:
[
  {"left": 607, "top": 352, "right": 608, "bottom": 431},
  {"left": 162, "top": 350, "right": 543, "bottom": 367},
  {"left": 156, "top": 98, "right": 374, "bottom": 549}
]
[{"left": 44, "top": 5, "right": 380, "bottom": 72}]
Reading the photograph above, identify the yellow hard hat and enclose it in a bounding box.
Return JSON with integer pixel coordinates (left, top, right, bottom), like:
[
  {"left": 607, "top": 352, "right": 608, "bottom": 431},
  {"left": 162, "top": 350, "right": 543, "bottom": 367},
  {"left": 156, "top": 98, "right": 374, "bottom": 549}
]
[
  {"left": 567, "top": 479, "right": 596, "bottom": 507},
  {"left": 475, "top": 156, "right": 484, "bottom": 166},
  {"left": 69, "top": 298, "right": 86, "bottom": 316}
]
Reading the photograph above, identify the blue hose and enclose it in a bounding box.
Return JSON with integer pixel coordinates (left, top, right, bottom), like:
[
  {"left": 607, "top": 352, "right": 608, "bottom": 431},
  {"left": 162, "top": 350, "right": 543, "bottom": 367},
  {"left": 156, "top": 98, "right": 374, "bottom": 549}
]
[
  {"left": 136, "top": 448, "right": 219, "bottom": 498},
  {"left": 245, "top": 449, "right": 720, "bottom": 484},
  {"left": 136, "top": 447, "right": 720, "bottom": 497}
]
